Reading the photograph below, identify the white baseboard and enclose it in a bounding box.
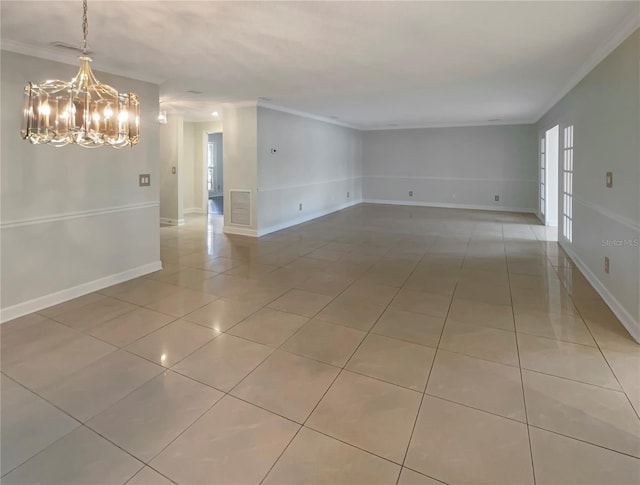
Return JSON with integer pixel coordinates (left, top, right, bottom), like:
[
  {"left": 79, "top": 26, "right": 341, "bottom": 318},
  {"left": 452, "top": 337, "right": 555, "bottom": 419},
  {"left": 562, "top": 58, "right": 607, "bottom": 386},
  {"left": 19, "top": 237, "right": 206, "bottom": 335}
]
[
  {"left": 226, "top": 198, "right": 527, "bottom": 238},
  {"left": 257, "top": 200, "right": 361, "bottom": 237},
  {"left": 560, "top": 241, "right": 640, "bottom": 343},
  {"left": 184, "top": 208, "right": 206, "bottom": 215},
  {"left": 362, "top": 199, "right": 536, "bottom": 214},
  {"left": 223, "top": 225, "right": 259, "bottom": 237},
  {"left": 1, "top": 261, "right": 163, "bottom": 324},
  {"left": 160, "top": 217, "right": 185, "bottom": 226}
]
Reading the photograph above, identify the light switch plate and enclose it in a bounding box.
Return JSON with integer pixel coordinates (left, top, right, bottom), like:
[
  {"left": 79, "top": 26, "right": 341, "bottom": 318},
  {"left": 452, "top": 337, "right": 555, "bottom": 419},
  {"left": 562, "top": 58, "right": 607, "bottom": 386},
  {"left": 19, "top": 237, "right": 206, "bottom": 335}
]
[
  {"left": 139, "top": 174, "right": 150, "bottom": 186},
  {"left": 172, "top": 167, "right": 177, "bottom": 174},
  {"left": 606, "top": 171, "right": 613, "bottom": 188}
]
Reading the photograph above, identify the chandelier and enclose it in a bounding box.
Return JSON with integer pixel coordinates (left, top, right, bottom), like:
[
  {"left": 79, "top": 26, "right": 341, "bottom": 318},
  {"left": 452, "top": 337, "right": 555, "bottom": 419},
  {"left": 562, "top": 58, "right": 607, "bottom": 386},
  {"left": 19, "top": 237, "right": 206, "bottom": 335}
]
[{"left": 20, "top": 0, "right": 140, "bottom": 148}]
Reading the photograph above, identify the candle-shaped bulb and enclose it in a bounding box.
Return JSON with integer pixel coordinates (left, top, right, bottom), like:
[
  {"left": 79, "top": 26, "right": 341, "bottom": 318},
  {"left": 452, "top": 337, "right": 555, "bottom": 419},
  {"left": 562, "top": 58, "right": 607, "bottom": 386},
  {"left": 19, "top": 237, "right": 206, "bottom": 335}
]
[{"left": 40, "top": 102, "right": 51, "bottom": 116}]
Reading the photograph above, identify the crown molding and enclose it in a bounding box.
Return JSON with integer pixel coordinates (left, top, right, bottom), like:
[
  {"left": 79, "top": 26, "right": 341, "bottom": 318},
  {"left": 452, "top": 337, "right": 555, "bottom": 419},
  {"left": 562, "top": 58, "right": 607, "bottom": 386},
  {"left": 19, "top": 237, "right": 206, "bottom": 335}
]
[
  {"left": 222, "top": 100, "right": 259, "bottom": 109},
  {"left": 535, "top": 15, "right": 640, "bottom": 123},
  {"left": 361, "top": 119, "right": 535, "bottom": 131},
  {"left": 224, "top": 99, "right": 535, "bottom": 131},
  {"left": 1, "top": 39, "right": 164, "bottom": 85},
  {"left": 182, "top": 116, "right": 224, "bottom": 123},
  {"left": 257, "top": 101, "right": 360, "bottom": 130}
]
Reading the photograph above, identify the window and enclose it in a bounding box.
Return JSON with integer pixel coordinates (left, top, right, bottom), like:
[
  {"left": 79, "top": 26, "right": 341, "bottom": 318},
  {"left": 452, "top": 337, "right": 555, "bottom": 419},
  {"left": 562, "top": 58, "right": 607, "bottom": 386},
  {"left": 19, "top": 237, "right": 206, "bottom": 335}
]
[
  {"left": 540, "top": 137, "right": 545, "bottom": 216},
  {"left": 562, "top": 125, "right": 574, "bottom": 242}
]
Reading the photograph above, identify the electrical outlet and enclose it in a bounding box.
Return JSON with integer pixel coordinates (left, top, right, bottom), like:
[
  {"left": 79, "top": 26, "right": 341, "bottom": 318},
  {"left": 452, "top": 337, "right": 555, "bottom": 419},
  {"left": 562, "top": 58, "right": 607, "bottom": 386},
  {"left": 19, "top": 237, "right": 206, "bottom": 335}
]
[
  {"left": 604, "top": 256, "right": 610, "bottom": 274},
  {"left": 299, "top": 203, "right": 303, "bottom": 211},
  {"left": 606, "top": 171, "right": 613, "bottom": 188},
  {"left": 171, "top": 166, "right": 176, "bottom": 174},
  {"left": 139, "top": 174, "right": 150, "bottom": 186},
  {"left": 495, "top": 195, "right": 500, "bottom": 202},
  {"left": 409, "top": 190, "right": 414, "bottom": 197}
]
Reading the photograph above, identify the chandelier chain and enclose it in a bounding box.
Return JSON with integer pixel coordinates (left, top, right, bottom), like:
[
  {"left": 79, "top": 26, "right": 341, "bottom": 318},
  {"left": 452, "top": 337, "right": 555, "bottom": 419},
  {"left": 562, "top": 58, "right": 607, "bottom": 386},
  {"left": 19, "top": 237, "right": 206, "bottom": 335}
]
[{"left": 82, "top": 0, "right": 88, "bottom": 54}]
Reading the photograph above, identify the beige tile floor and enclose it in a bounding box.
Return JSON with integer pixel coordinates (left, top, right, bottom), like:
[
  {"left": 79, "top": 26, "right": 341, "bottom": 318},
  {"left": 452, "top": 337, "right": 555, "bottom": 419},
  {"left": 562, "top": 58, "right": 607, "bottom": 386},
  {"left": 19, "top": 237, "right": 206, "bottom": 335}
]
[{"left": 2, "top": 204, "right": 640, "bottom": 484}]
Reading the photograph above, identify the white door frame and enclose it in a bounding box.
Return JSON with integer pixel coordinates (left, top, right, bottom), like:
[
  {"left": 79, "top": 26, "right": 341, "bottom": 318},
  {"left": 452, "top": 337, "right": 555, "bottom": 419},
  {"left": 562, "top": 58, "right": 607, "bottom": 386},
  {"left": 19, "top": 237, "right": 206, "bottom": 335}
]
[
  {"left": 560, "top": 123, "right": 575, "bottom": 244},
  {"left": 544, "top": 125, "right": 560, "bottom": 227},
  {"left": 539, "top": 134, "right": 546, "bottom": 222}
]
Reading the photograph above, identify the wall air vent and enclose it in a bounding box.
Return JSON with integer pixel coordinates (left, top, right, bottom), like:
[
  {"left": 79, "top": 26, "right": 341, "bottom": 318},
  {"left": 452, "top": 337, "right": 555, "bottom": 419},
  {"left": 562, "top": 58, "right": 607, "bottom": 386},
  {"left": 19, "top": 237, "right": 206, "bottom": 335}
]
[{"left": 229, "top": 190, "right": 252, "bottom": 226}]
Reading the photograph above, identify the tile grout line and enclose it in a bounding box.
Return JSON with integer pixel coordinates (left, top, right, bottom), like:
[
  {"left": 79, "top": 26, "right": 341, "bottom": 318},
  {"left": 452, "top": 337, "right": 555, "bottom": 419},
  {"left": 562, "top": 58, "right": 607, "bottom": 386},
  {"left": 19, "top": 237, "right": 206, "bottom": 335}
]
[
  {"left": 393, "top": 230, "right": 473, "bottom": 483},
  {"left": 122, "top": 465, "right": 177, "bottom": 485},
  {"left": 7, "top": 208, "right": 639, "bottom": 483},
  {"left": 5, "top": 349, "right": 256, "bottom": 484},
  {"left": 393, "top": 241, "right": 462, "bottom": 484},
  {"left": 227, "top": 260, "right": 377, "bottom": 484},
  {"left": 0, "top": 372, "right": 147, "bottom": 481},
  {"left": 254, "top": 241, "right": 401, "bottom": 482},
  {"left": 548, "top": 262, "right": 640, "bottom": 421},
  {"left": 503, "top": 222, "right": 538, "bottom": 485},
  {"left": 5, "top": 282, "right": 305, "bottom": 481},
  {"left": 525, "top": 423, "right": 640, "bottom": 460},
  {"left": 7, "top": 311, "right": 638, "bottom": 481},
  {"left": 259, "top": 245, "right": 420, "bottom": 484}
]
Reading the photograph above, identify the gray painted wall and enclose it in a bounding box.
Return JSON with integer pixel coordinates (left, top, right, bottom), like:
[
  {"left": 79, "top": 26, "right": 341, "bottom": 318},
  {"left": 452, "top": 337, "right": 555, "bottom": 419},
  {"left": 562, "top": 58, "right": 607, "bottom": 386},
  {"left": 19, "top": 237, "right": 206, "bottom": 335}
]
[
  {"left": 362, "top": 124, "right": 538, "bottom": 212},
  {"left": 159, "top": 114, "right": 184, "bottom": 224},
  {"left": 1, "top": 51, "right": 160, "bottom": 319},
  {"left": 256, "top": 107, "right": 363, "bottom": 234},
  {"left": 537, "top": 29, "right": 639, "bottom": 334},
  {"left": 223, "top": 104, "right": 258, "bottom": 234}
]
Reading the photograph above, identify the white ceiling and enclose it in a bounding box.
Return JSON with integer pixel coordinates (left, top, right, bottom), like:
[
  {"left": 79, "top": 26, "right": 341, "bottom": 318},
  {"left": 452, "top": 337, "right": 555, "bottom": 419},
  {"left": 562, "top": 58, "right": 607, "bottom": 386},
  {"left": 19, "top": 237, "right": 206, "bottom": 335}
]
[{"left": 2, "top": 1, "right": 638, "bottom": 127}]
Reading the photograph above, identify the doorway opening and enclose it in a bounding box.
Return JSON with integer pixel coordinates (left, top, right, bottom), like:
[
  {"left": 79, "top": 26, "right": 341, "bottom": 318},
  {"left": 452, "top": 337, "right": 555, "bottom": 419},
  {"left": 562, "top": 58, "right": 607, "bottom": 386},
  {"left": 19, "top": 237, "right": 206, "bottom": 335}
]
[
  {"left": 540, "top": 125, "right": 559, "bottom": 231},
  {"left": 205, "top": 132, "right": 223, "bottom": 215}
]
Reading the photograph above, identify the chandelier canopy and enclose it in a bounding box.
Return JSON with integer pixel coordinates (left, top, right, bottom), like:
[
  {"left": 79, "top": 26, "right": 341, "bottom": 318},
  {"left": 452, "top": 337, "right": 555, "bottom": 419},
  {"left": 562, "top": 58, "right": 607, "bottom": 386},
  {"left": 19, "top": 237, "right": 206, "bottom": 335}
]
[{"left": 21, "top": 0, "right": 140, "bottom": 148}]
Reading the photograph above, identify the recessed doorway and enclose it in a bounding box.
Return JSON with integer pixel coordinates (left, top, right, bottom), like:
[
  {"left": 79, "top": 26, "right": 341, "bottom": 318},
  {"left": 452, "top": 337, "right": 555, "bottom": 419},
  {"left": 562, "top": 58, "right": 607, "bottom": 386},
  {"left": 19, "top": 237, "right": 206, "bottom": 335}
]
[
  {"left": 205, "top": 132, "right": 223, "bottom": 215},
  {"left": 540, "top": 124, "right": 559, "bottom": 229}
]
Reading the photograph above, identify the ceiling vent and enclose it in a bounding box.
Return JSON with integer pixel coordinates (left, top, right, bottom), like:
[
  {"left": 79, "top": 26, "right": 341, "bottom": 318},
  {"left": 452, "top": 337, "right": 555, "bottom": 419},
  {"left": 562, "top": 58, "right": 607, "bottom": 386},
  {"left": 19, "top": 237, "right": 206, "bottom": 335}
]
[{"left": 49, "top": 41, "right": 93, "bottom": 56}]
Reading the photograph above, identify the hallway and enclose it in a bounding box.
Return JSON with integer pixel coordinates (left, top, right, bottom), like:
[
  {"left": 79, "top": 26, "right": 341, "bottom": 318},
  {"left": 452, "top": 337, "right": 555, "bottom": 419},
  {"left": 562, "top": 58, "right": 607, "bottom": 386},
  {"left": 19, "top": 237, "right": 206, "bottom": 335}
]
[{"left": 208, "top": 196, "right": 224, "bottom": 215}]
